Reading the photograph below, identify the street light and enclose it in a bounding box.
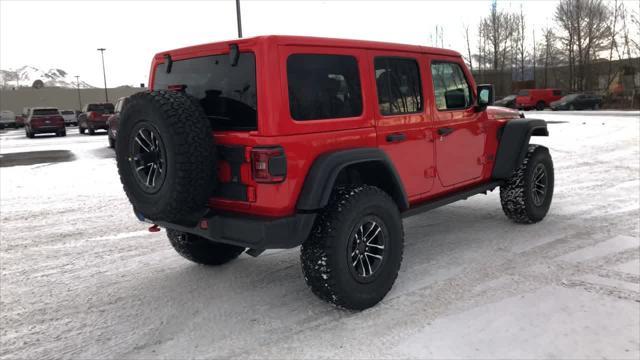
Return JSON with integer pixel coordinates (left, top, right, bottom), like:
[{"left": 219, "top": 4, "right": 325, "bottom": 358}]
[
  {"left": 236, "top": 0, "right": 242, "bottom": 38},
  {"left": 97, "top": 48, "right": 109, "bottom": 102},
  {"left": 75, "top": 75, "right": 82, "bottom": 110}
]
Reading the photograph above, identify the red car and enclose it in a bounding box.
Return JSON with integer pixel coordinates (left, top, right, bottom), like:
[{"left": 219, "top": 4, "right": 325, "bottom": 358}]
[
  {"left": 78, "top": 103, "right": 114, "bottom": 135},
  {"left": 25, "top": 107, "right": 66, "bottom": 138},
  {"left": 516, "top": 88, "right": 563, "bottom": 110},
  {"left": 107, "top": 97, "right": 127, "bottom": 148},
  {"left": 115, "top": 36, "right": 553, "bottom": 310}
]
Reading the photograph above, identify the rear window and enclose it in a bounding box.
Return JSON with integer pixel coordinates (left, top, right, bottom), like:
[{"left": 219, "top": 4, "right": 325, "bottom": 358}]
[
  {"left": 154, "top": 53, "right": 257, "bottom": 131},
  {"left": 33, "top": 109, "right": 59, "bottom": 116},
  {"left": 87, "top": 104, "right": 114, "bottom": 114},
  {"left": 287, "top": 54, "right": 362, "bottom": 121},
  {"left": 61, "top": 110, "right": 74, "bottom": 115}
]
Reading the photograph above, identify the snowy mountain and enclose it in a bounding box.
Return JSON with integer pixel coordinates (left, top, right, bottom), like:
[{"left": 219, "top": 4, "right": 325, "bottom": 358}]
[{"left": 0, "top": 66, "right": 95, "bottom": 89}]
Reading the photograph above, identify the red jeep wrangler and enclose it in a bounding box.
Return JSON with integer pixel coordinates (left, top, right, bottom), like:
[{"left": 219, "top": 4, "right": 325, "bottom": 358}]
[{"left": 116, "top": 36, "right": 553, "bottom": 310}]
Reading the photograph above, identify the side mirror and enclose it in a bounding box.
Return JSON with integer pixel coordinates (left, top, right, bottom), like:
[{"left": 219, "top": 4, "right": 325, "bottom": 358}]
[{"left": 476, "top": 84, "right": 494, "bottom": 110}]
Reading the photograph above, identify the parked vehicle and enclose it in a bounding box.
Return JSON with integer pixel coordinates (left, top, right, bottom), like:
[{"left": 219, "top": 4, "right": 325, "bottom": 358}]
[
  {"left": 107, "top": 97, "right": 127, "bottom": 148},
  {"left": 15, "top": 115, "right": 25, "bottom": 128},
  {"left": 550, "top": 93, "right": 603, "bottom": 110},
  {"left": 115, "top": 36, "right": 553, "bottom": 310},
  {"left": 60, "top": 110, "right": 77, "bottom": 126},
  {"left": 516, "top": 88, "right": 563, "bottom": 110},
  {"left": 78, "top": 103, "right": 114, "bottom": 135},
  {"left": 24, "top": 107, "right": 66, "bottom": 137},
  {"left": 494, "top": 94, "right": 517, "bottom": 108},
  {"left": 0, "top": 110, "right": 16, "bottom": 129}
]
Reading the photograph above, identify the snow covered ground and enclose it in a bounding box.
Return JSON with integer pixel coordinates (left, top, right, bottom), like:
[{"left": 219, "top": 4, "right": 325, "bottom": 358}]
[{"left": 1, "top": 112, "right": 639, "bottom": 359}]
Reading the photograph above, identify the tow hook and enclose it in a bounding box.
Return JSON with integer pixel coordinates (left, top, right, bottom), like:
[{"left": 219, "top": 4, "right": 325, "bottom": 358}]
[{"left": 148, "top": 224, "right": 161, "bottom": 233}]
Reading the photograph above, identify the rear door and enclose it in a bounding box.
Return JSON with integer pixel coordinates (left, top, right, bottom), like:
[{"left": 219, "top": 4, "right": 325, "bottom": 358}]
[
  {"left": 427, "top": 57, "right": 486, "bottom": 187},
  {"left": 369, "top": 52, "right": 435, "bottom": 199}
]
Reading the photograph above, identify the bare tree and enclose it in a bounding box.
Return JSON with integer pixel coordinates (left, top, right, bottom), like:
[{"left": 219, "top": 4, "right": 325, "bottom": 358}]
[
  {"left": 463, "top": 24, "right": 474, "bottom": 71},
  {"left": 482, "top": 0, "right": 514, "bottom": 71},
  {"left": 555, "top": 0, "right": 612, "bottom": 91}
]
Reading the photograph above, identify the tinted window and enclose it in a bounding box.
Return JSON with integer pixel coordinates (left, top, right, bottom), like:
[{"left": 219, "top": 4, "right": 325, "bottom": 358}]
[
  {"left": 87, "top": 103, "right": 115, "bottom": 114},
  {"left": 431, "top": 62, "right": 472, "bottom": 110},
  {"left": 154, "top": 53, "right": 257, "bottom": 130},
  {"left": 374, "top": 57, "right": 423, "bottom": 115},
  {"left": 287, "top": 54, "right": 362, "bottom": 121},
  {"left": 33, "top": 109, "right": 59, "bottom": 116}
]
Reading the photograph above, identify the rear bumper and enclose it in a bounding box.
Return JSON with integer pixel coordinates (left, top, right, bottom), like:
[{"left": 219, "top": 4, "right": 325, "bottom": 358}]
[
  {"left": 32, "top": 126, "right": 64, "bottom": 133},
  {"left": 88, "top": 121, "right": 108, "bottom": 129},
  {"left": 155, "top": 212, "right": 317, "bottom": 250}
]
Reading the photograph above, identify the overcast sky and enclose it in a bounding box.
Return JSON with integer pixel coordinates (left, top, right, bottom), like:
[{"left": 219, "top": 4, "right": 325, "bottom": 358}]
[{"left": 1, "top": 0, "right": 573, "bottom": 87}]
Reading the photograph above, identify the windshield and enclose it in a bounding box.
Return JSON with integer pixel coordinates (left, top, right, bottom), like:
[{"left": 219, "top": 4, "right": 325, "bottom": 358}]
[
  {"left": 562, "top": 94, "right": 579, "bottom": 101},
  {"left": 33, "top": 109, "right": 59, "bottom": 116},
  {"left": 153, "top": 52, "right": 257, "bottom": 131},
  {"left": 87, "top": 104, "right": 114, "bottom": 114}
]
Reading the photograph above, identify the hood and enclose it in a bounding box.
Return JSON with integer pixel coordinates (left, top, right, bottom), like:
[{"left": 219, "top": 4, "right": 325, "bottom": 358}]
[{"left": 486, "top": 106, "right": 521, "bottom": 120}]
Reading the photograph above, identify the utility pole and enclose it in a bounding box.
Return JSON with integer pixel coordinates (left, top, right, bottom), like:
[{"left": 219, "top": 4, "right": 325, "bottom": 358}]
[
  {"left": 236, "top": 0, "right": 243, "bottom": 38},
  {"left": 97, "top": 48, "right": 109, "bottom": 102},
  {"left": 75, "top": 75, "right": 83, "bottom": 110}
]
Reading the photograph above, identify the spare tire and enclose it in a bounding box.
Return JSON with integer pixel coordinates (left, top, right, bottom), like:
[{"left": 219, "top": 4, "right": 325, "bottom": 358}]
[{"left": 116, "top": 90, "right": 216, "bottom": 225}]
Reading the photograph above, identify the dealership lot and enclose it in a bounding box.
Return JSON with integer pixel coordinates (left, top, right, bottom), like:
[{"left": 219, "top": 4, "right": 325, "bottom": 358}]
[{"left": 1, "top": 111, "right": 638, "bottom": 359}]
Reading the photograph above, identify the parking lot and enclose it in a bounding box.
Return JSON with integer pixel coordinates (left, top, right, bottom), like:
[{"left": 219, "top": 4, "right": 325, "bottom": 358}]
[{"left": 1, "top": 111, "right": 639, "bottom": 359}]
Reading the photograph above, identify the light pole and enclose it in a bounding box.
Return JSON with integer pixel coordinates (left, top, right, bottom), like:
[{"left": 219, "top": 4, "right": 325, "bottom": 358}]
[
  {"left": 235, "top": 0, "right": 242, "bottom": 38},
  {"left": 97, "top": 48, "right": 109, "bottom": 102},
  {"left": 75, "top": 75, "right": 82, "bottom": 110}
]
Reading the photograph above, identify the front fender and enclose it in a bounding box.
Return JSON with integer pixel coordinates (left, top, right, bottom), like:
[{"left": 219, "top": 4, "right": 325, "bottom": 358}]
[{"left": 492, "top": 118, "right": 548, "bottom": 179}]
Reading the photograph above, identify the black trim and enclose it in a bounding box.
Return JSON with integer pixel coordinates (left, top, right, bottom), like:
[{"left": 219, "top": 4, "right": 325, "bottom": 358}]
[
  {"left": 402, "top": 181, "right": 502, "bottom": 218},
  {"left": 268, "top": 154, "right": 287, "bottom": 177},
  {"left": 492, "top": 118, "right": 548, "bottom": 179},
  {"left": 157, "top": 212, "right": 317, "bottom": 249},
  {"left": 297, "top": 148, "right": 409, "bottom": 211},
  {"left": 229, "top": 44, "right": 240, "bottom": 67},
  {"left": 163, "top": 54, "right": 173, "bottom": 73}
]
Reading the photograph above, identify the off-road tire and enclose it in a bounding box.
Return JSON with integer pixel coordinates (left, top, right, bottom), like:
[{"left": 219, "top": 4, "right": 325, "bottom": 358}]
[
  {"left": 167, "top": 229, "right": 245, "bottom": 265},
  {"left": 301, "top": 185, "right": 404, "bottom": 310},
  {"left": 535, "top": 101, "right": 545, "bottom": 110},
  {"left": 500, "top": 145, "right": 554, "bottom": 224},
  {"left": 116, "top": 90, "right": 216, "bottom": 225}
]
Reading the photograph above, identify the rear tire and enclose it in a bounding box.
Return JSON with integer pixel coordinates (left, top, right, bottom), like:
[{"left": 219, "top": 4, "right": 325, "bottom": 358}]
[
  {"left": 26, "top": 128, "right": 34, "bottom": 138},
  {"left": 535, "top": 101, "right": 545, "bottom": 110},
  {"left": 79, "top": 126, "right": 86, "bottom": 134},
  {"left": 116, "top": 91, "right": 216, "bottom": 225},
  {"left": 301, "top": 185, "right": 404, "bottom": 310},
  {"left": 500, "top": 145, "right": 554, "bottom": 224},
  {"left": 88, "top": 128, "right": 95, "bottom": 135},
  {"left": 167, "top": 229, "right": 245, "bottom": 265}
]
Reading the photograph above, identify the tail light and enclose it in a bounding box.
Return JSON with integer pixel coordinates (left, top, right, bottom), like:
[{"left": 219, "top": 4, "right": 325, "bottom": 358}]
[
  {"left": 251, "top": 147, "right": 286, "bottom": 183},
  {"left": 89, "top": 111, "right": 97, "bottom": 120},
  {"left": 168, "top": 84, "right": 187, "bottom": 92}
]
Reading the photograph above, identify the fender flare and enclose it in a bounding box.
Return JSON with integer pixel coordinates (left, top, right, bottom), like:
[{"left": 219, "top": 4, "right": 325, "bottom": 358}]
[
  {"left": 296, "top": 148, "right": 409, "bottom": 211},
  {"left": 492, "top": 118, "right": 549, "bottom": 179}
]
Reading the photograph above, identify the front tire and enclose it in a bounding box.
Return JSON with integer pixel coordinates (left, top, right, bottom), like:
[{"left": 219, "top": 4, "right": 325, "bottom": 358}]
[
  {"left": 301, "top": 185, "right": 404, "bottom": 310},
  {"left": 500, "top": 145, "right": 554, "bottom": 224},
  {"left": 167, "top": 229, "right": 245, "bottom": 265},
  {"left": 535, "top": 101, "right": 545, "bottom": 111}
]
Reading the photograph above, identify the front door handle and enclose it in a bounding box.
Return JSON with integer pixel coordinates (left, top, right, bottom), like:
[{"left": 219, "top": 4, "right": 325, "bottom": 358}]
[
  {"left": 386, "top": 133, "right": 407, "bottom": 143},
  {"left": 438, "top": 127, "right": 454, "bottom": 136}
]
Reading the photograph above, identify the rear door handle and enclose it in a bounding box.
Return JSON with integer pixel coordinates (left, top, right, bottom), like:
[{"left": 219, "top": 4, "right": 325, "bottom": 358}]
[
  {"left": 438, "top": 127, "right": 454, "bottom": 136},
  {"left": 386, "top": 133, "right": 407, "bottom": 143}
]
